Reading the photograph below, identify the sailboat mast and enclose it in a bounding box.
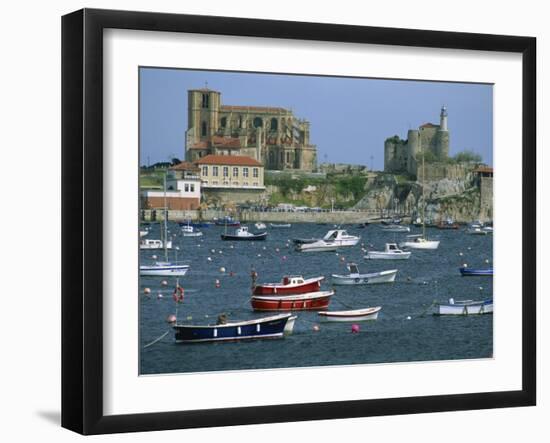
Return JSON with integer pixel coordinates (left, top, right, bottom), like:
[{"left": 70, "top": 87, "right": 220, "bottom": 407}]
[
  {"left": 163, "top": 172, "right": 168, "bottom": 262},
  {"left": 422, "top": 154, "right": 426, "bottom": 239}
]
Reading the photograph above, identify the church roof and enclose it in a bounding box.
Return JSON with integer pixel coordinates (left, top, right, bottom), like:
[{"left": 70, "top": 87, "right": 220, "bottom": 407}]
[
  {"left": 221, "top": 105, "right": 289, "bottom": 113},
  {"left": 211, "top": 136, "right": 242, "bottom": 148},
  {"left": 195, "top": 155, "right": 262, "bottom": 167}
]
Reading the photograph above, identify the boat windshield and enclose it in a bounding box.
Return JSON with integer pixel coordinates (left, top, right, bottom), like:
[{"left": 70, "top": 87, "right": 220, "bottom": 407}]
[{"left": 348, "top": 264, "right": 359, "bottom": 274}]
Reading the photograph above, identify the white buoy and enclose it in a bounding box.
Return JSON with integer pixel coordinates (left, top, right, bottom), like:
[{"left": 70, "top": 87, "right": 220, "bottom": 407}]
[
  {"left": 166, "top": 314, "right": 177, "bottom": 323},
  {"left": 407, "top": 316, "right": 412, "bottom": 320},
  {"left": 479, "top": 286, "right": 483, "bottom": 291},
  {"left": 262, "top": 246, "right": 266, "bottom": 250},
  {"left": 485, "top": 259, "right": 490, "bottom": 264},
  {"left": 463, "top": 263, "right": 468, "bottom": 268},
  {"left": 157, "top": 292, "right": 163, "bottom": 299},
  {"left": 143, "top": 287, "right": 151, "bottom": 295},
  {"left": 220, "top": 267, "right": 226, "bottom": 273},
  {"left": 161, "top": 280, "right": 168, "bottom": 286},
  {"left": 211, "top": 249, "right": 215, "bottom": 253},
  {"left": 207, "top": 257, "right": 212, "bottom": 261},
  {"left": 230, "top": 245, "right": 234, "bottom": 249},
  {"left": 275, "top": 248, "right": 280, "bottom": 252},
  {"left": 257, "top": 254, "right": 262, "bottom": 257},
  {"left": 459, "top": 252, "right": 463, "bottom": 256},
  {"left": 152, "top": 255, "right": 158, "bottom": 260},
  {"left": 219, "top": 250, "right": 223, "bottom": 254}
]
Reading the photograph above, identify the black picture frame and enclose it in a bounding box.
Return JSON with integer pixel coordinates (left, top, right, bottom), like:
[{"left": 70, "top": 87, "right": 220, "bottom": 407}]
[{"left": 62, "top": 8, "right": 536, "bottom": 435}]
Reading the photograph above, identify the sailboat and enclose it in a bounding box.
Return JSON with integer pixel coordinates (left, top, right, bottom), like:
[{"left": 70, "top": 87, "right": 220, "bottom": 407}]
[
  {"left": 140, "top": 174, "right": 189, "bottom": 277},
  {"left": 399, "top": 154, "right": 439, "bottom": 250}
]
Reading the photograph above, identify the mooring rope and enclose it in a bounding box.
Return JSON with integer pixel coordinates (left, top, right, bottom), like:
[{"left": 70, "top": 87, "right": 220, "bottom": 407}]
[{"left": 143, "top": 330, "right": 170, "bottom": 349}]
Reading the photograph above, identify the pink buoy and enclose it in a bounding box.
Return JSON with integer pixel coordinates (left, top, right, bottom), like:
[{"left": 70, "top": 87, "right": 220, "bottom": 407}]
[
  {"left": 351, "top": 324, "right": 360, "bottom": 333},
  {"left": 215, "top": 279, "right": 221, "bottom": 288},
  {"left": 312, "top": 324, "right": 320, "bottom": 332},
  {"left": 229, "top": 271, "right": 235, "bottom": 277},
  {"left": 166, "top": 314, "right": 177, "bottom": 323},
  {"left": 282, "top": 256, "right": 287, "bottom": 260}
]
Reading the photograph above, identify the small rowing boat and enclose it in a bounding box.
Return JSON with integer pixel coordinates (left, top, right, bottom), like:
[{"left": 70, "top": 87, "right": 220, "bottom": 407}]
[
  {"left": 459, "top": 267, "right": 493, "bottom": 276},
  {"left": 318, "top": 306, "right": 381, "bottom": 322},
  {"left": 434, "top": 299, "right": 493, "bottom": 315},
  {"left": 331, "top": 263, "right": 397, "bottom": 285}
]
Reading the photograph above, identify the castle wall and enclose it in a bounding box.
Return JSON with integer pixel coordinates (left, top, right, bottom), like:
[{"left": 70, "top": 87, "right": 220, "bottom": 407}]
[
  {"left": 417, "top": 162, "right": 470, "bottom": 182},
  {"left": 480, "top": 176, "right": 493, "bottom": 220}
]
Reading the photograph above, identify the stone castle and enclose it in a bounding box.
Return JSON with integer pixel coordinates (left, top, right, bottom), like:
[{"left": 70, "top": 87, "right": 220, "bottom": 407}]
[
  {"left": 185, "top": 88, "right": 317, "bottom": 171},
  {"left": 384, "top": 106, "right": 450, "bottom": 177}
]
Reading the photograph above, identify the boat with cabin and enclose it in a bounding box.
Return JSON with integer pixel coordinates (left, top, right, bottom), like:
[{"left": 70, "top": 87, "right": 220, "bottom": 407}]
[
  {"left": 173, "top": 313, "right": 296, "bottom": 343},
  {"left": 399, "top": 234, "right": 440, "bottom": 250},
  {"left": 215, "top": 216, "right": 240, "bottom": 227},
  {"left": 364, "top": 243, "right": 411, "bottom": 260},
  {"left": 295, "top": 229, "right": 360, "bottom": 252},
  {"left": 318, "top": 306, "right": 382, "bottom": 322},
  {"left": 221, "top": 226, "right": 267, "bottom": 241},
  {"left": 331, "top": 263, "right": 397, "bottom": 285},
  {"left": 253, "top": 275, "right": 324, "bottom": 295},
  {"left": 434, "top": 298, "right": 493, "bottom": 316},
  {"left": 251, "top": 290, "right": 334, "bottom": 311}
]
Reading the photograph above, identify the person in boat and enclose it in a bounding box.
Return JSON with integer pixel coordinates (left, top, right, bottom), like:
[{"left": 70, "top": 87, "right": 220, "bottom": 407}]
[{"left": 216, "top": 313, "right": 228, "bottom": 325}]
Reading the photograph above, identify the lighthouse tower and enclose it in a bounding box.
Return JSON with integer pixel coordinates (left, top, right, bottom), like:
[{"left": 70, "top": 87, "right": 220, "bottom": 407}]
[{"left": 440, "top": 105, "right": 448, "bottom": 131}]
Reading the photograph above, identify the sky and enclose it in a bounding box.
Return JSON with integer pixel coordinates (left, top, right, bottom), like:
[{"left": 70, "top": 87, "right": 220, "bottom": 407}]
[{"left": 140, "top": 68, "right": 493, "bottom": 170}]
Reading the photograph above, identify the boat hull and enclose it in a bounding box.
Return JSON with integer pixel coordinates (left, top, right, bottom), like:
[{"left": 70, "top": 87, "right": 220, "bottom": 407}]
[
  {"left": 251, "top": 291, "right": 333, "bottom": 311},
  {"left": 318, "top": 306, "right": 381, "bottom": 322},
  {"left": 221, "top": 232, "right": 267, "bottom": 241},
  {"left": 139, "top": 264, "right": 189, "bottom": 276},
  {"left": 295, "top": 241, "right": 338, "bottom": 252},
  {"left": 435, "top": 301, "right": 493, "bottom": 315},
  {"left": 459, "top": 268, "right": 493, "bottom": 276},
  {"left": 399, "top": 240, "right": 440, "bottom": 250},
  {"left": 364, "top": 251, "right": 411, "bottom": 260},
  {"left": 331, "top": 269, "right": 397, "bottom": 285},
  {"left": 253, "top": 277, "right": 324, "bottom": 295},
  {"left": 174, "top": 313, "right": 293, "bottom": 343}
]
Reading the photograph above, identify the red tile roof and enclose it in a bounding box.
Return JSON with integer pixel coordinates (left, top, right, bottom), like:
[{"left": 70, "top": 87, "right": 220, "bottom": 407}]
[
  {"left": 195, "top": 155, "right": 262, "bottom": 167},
  {"left": 221, "top": 105, "right": 288, "bottom": 113},
  {"left": 211, "top": 136, "right": 241, "bottom": 148},
  {"left": 170, "top": 161, "right": 200, "bottom": 171}
]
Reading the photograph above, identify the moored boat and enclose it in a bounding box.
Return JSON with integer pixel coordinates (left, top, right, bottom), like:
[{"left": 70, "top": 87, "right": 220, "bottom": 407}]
[
  {"left": 181, "top": 222, "right": 203, "bottom": 237},
  {"left": 295, "top": 239, "right": 339, "bottom": 253},
  {"left": 318, "top": 306, "right": 381, "bottom": 322},
  {"left": 322, "top": 229, "right": 360, "bottom": 247},
  {"left": 255, "top": 222, "right": 267, "bottom": 231},
  {"left": 251, "top": 290, "right": 334, "bottom": 311},
  {"left": 173, "top": 313, "right": 296, "bottom": 343},
  {"left": 221, "top": 226, "right": 267, "bottom": 241},
  {"left": 399, "top": 234, "right": 440, "bottom": 250},
  {"left": 215, "top": 216, "right": 240, "bottom": 227},
  {"left": 434, "top": 299, "right": 493, "bottom": 315},
  {"left": 331, "top": 263, "right": 397, "bottom": 285},
  {"left": 437, "top": 218, "right": 460, "bottom": 229},
  {"left": 459, "top": 267, "right": 493, "bottom": 276},
  {"left": 466, "top": 227, "right": 488, "bottom": 235},
  {"left": 253, "top": 275, "right": 324, "bottom": 295},
  {"left": 140, "top": 262, "right": 189, "bottom": 276},
  {"left": 364, "top": 243, "right": 411, "bottom": 260},
  {"left": 139, "top": 238, "right": 173, "bottom": 250},
  {"left": 270, "top": 223, "right": 292, "bottom": 228},
  {"left": 381, "top": 224, "right": 410, "bottom": 233}
]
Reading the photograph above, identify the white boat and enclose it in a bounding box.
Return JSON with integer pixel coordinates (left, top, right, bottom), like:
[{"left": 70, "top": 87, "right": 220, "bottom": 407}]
[
  {"left": 318, "top": 306, "right": 382, "bottom": 322},
  {"left": 381, "top": 224, "right": 410, "bottom": 233},
  {"left": 181, "top": 224, "right": 203, "bottom": 237},
  {"left": 331, "top": 263, "right": 397, "bottom": 285},
  {"left": 284, "top": 315, "right": 297, "bottom": 335},
  {"left": 399, "top": 234, "right": 440, "bottom": 250},
  {"left": 254, "top": 222, "right": 267, "bottom": 230},
  {"left": 140, "top": 238, "right": 173, "bottom": 250},
  {"left": 270, "top": 223, "right": 292, "bottom": 228},
  {"left": 295, "top": 239, "right": 339, "bottom": 253},
  {"left": 434, "top": 298, "right": 493, "bottom": 316},
  {"left": 140, "top": 262, "right": 190, "bottom": 276},
  {"left": 321, "top": 229, "right": 360, "bottom": 247},
  {"left": 466, "top": 227, "right": 488, "bottom": 235},
  {"left": 140, "top": 230, "right": 149, "bottom": 237},
  {"left": 364, "top": 243, "right": 411, "bottom": 260}
]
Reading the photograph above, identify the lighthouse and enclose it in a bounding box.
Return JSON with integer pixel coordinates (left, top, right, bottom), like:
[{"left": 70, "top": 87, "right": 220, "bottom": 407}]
[{"left": 440, "top": 105, "right": 448, "bottom": 131}]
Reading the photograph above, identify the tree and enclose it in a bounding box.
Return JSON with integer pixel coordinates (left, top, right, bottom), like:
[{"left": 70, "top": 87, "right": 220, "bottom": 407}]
[{"left": 453, "top": 150, "right": 482, "bottom": 163}]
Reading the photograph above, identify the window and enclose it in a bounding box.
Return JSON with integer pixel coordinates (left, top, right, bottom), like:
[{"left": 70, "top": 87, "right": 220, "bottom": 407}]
[
  {"left": 253, "top": 117, "right": 262, "bottom": 128},
  {"left": 223, "top": 167, "right": 228, "bottom": 177},
  {"left": 190, "top": 184, "right": 195, "bottom": 192},
  {"left": 233, "top": 167, "right": 239, "bottom": 177},
  {"left": 238, "top": 115, "right": 243, "bottom": 128},
  {"left": 253, "top": 182, "right": 258, "bottom": 187},
  {"left": 233, "top": 182, "right": 239, "bottom": 186},
  {"left": 270, "top": 118, "right": 278, "bottom": 131},
  {"left": 280, "top": 151, "right": 284, "bottom": 163},
  {"left": 202, "top": 166, "right": 208, "bottom": 176},
  {"left": 220, "top": 117, "right": 227, "bottom": 127},
  {"left": 243, "top": 167, "right": 249, "bottom": 177},
  {"left": 253, "top": 168, "right": 259, "bottom": 178},
  {"left": 286, "top": 152, "right": 290, "bottom": 163},
  {"left": 201, "top": 121, "right": 207, "bottom": 136},
  {"left": 212, "top": 180, "right": 218, "bottom": 185},
  {"left": 202, "top": 93, "right": 209, "bottom": 108},
  {"left": 243, "top": 182, "right": 249, "bottom": 187},
  {"left": 184, "top": 183, "right": 189, "bottom": 192},
  {"left": 223, "top": 181, "right": 229, "bottom": 185},
  {"left": 213, "top": 166, "right": 219, "bottom": 177}
]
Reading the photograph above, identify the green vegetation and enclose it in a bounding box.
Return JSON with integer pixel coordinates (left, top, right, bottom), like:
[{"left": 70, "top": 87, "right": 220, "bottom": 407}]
[
  {"left": 452, "top": 150, "right": 482, "bottom": 163},
  {"left": 140, "top": 169, "right": 164, "bottom": 189}
]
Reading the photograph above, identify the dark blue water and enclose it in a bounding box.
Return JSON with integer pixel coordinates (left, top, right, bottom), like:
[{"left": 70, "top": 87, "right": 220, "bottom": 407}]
[{"left": 139, "top": 223, "right": 493, "bottom": 374}]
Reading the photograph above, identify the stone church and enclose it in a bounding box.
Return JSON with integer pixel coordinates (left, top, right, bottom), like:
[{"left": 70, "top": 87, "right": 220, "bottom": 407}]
[
  {"left": 185, "top": 88, "right": 317, "bottom": 171},
  {"left": 384, "top": 106, "right": 450, "bottom": 177}
]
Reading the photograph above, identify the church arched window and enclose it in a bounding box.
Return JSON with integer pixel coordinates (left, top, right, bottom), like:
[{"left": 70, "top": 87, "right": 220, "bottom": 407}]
[
  {"left": 220, "top": 117, "right": 227, "bottom": 128},
  {"left": 201, "top": 121, "right": 207, "bottom": 136},
  {"left": 270, "top": 118, "right": 278, "bottom": 131},
  {"left": 253, "top": 117, "right": 263, "bottom": 128}
]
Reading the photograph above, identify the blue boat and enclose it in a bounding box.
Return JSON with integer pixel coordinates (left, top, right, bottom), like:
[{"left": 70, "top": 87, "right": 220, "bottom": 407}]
[
  {"left": 174, "top": 313, "right": 296, "bottom": 343},
  {"left": 459, "top": 267, "right": 493, "bottom": 276}
]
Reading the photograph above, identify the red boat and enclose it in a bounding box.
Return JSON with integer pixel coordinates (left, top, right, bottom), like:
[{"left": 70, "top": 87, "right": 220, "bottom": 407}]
[
  {"left": 252, "top": 275, "right": 324, "bottom": 295},
  {"left": 251, "top": 290, "right": 334, "bottom": 311}
]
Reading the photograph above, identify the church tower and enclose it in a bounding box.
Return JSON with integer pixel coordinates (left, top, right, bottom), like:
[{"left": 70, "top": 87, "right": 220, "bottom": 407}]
[{"left": 187, "top": 88, "right": 221, "bottom": 145}]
